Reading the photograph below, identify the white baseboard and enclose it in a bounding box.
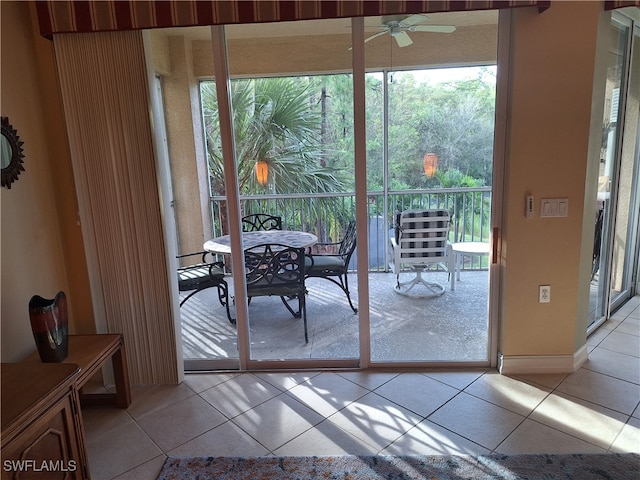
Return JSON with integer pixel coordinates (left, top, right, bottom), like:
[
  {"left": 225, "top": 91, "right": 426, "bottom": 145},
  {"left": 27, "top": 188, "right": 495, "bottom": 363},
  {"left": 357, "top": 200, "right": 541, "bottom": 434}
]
[{"left": 498, "top": 345, "right": 588, "bottom": 375}]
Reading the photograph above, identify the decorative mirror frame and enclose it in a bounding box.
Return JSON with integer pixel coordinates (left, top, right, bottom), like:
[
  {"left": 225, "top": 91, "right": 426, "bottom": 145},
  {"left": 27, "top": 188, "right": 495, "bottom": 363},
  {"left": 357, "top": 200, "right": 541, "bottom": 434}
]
[{"left": 1, "top": 116, "right": 25, "bottom": 189}]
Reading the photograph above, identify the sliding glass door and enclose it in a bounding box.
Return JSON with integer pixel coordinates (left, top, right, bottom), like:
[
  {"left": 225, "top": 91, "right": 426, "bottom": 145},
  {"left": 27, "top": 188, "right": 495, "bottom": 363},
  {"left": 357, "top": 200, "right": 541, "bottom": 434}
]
[
  {"left": 148, "top": 9, "right": 502, "bottom": 371},
  {"left": 608, "top": 18, "right": 640, "bottom": 314},
  {"left": 589, "top": 12, "right": 640, "bottom": 330}
]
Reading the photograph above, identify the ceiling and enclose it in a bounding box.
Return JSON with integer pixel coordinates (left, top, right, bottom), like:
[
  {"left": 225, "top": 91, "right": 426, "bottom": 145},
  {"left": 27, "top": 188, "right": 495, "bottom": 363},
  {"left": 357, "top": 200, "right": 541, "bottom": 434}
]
[{"left": 159, "top": 10, "right": 498, "bottom": 41}]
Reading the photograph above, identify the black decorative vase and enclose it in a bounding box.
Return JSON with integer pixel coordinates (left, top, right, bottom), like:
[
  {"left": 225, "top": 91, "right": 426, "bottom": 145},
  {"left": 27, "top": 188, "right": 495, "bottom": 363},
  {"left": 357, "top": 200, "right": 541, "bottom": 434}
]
[{"left": 28, "top": 291, "right": 69, "bottom": 363}]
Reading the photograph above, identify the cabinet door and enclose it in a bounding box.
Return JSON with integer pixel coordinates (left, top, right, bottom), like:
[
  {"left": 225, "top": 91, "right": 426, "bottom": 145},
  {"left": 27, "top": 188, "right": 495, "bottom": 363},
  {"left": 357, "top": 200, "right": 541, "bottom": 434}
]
[{"left": 2, "top": 393, "right": 85, "bottom": 480}]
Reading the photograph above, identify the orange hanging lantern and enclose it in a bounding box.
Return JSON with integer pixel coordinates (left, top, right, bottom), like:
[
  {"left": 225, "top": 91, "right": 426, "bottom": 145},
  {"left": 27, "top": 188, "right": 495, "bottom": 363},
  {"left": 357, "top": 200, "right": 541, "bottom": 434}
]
[
  {"left": 423, "top": 153, "right": 438, "bottom": 178},
  {"left": 255, "top": 160, "right": 269, "bottom": 186}
]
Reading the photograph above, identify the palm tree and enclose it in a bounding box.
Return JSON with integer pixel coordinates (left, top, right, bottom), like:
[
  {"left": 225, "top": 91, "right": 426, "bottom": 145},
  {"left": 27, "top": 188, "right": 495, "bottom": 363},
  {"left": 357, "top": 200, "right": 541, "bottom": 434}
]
[{"left": 201, "top": 77, "right": 352, "bottom": 238}]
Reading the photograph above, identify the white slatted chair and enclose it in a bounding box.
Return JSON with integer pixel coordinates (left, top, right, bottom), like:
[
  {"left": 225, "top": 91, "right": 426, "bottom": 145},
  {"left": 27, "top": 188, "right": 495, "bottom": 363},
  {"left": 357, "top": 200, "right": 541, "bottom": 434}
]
[{"left": 389, "top": 209, "right": 454, "bottom": 297}]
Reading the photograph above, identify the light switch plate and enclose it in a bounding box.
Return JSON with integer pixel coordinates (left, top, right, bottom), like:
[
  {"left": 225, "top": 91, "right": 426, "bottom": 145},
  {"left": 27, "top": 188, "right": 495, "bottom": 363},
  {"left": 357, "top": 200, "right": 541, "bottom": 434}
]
[{"left": 540, "top": 198, "right": 569, "bottom": 217}]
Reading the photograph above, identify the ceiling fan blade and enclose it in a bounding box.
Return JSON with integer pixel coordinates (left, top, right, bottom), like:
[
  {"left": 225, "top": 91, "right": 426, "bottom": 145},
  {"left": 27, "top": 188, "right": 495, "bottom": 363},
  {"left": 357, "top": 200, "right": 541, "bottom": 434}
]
[
  {"left": 393, "top": 31, "right": 413, "bottom": 48},
  {"left": 364, "top": 31, "right": 388, "bottom": 43},
  {"left": 348, "top": 30, "right": 387, "bottom": 50},
  {"left": 412, "top": 25, "right": 457, "bottom": 33},
  {"left": 401, "top": 14, "right": 429, "bottom": 26}
]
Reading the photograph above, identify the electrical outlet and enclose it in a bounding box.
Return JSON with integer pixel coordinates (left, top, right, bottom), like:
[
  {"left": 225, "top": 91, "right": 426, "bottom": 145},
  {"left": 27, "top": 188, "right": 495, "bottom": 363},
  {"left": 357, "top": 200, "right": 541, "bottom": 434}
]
[{"left": 539, "top": 285, "right": 551, "bottom": 303}]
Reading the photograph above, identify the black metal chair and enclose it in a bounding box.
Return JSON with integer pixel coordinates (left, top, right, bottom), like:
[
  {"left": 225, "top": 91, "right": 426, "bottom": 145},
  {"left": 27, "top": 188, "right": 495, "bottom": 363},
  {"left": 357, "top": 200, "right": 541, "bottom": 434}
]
[
  {"left": 305, "top": 220, "right": 358, "bottom": 313},
  {"left": 244, "top": 243, "right": 309, "bottom": 343},
  {"left": 177, "top": 251, "right": 234, "bottom": 324},
  {"left": 591, "top": 207, "right": 604, "bottom": 280},
  {"left": 242, "top": 214, "right": 283, "bottom": 232}
]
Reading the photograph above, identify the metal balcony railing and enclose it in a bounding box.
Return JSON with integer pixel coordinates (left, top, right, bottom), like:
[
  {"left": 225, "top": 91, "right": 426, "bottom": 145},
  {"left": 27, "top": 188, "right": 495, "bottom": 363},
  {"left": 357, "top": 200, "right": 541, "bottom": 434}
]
[{"left": 209, "top": 187, "right": 492, "bottom": 272}]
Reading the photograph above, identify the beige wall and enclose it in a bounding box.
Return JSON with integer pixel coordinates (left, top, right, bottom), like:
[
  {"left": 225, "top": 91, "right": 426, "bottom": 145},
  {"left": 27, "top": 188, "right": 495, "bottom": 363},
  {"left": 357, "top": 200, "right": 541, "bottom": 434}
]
[
  {"left": 162, "top": 36, "right": 211, "bottom": 256},
  {"left": 500, "top": 2, "right": 604, "bottom": 357},
  {"left": 1, "top": 1, "right": 93, "bottom": 363}
]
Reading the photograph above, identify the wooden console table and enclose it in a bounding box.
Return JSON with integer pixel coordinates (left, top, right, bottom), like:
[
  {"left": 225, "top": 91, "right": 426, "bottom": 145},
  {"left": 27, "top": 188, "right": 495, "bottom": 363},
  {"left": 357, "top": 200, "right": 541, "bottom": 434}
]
[
  {"left": 1, "top": 363, "right": 89, "bottom": 479},
  {"left": 2, "top": 334, "right": 131, "bottom": 479},
  {"left": 22, "top": 334, "right": 131, "bottom": 409}
]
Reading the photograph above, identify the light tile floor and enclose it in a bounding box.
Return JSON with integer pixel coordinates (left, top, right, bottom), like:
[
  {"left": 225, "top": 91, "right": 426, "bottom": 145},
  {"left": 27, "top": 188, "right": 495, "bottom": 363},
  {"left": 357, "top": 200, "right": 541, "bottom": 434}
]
[{"left": 83, "top": 296, "right": 640, "bottom": 480}]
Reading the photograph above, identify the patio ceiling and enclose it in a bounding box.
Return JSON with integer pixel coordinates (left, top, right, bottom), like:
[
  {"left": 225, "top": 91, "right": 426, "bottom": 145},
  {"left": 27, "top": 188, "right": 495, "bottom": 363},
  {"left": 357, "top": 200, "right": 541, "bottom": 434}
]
[
  {"left": 152, "top": 10, "right": 499, "bottom": 77},
  {"left": 164, "top": 10, "right": 498, "bottom": 40}
]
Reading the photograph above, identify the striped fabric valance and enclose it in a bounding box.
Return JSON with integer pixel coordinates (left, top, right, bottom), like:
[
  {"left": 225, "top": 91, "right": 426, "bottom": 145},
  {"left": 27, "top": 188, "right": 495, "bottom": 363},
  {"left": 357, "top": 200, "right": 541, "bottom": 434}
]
[
  {"left": 36, "top": 0, "right": 550, "bottom": 38},
  {"left": 605, "top": 0, "right": 640, "bottom": 8}
]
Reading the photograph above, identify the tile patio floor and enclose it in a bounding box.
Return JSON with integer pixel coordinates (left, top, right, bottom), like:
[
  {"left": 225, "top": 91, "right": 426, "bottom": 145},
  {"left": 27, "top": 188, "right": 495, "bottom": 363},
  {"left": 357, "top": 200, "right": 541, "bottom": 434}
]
[{"left": 180, "top": 270, "right": 490, "bottom": 364}]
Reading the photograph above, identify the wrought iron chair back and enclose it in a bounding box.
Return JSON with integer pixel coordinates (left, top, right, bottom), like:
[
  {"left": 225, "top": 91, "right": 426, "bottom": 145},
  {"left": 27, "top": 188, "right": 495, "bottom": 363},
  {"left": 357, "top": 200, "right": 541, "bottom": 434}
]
[
  {"left": 244, "top": 243, "right": 309, "bottom": 343},
  {"left": 305, "top": 220, "right": 358, "bottom": 313},
  {"left": 242, "top": 214, "right": 283, "bottom": 232}
]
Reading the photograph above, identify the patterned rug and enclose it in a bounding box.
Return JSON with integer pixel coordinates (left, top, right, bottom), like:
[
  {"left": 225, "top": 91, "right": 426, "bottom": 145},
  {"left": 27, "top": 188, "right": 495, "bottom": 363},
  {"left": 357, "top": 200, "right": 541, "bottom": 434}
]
[{"left": 157, "top": 453, "right": 640, "bottom": 480}]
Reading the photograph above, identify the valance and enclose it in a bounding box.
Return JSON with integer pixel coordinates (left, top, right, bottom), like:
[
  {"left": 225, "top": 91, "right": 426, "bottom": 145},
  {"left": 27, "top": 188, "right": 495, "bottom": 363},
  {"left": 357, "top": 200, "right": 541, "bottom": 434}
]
[
  {"left": 36, "top": 0, "right": 550, "bottom": 38},
  {"left": 605, "top": 0, "right": 640, "bottom": 8}
]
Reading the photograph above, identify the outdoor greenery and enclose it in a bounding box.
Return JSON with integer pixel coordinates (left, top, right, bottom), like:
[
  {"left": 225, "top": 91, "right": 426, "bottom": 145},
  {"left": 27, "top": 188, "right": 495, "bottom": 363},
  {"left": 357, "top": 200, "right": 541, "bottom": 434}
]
[
  {"left": 202, "top": 78, "right": 348, "bottom": 196},
  {"left": 201, "top": 77, "right": 354, "bottom": 236},
  {"left": 200, "top": 67, "right": 496, "bottom": 239},
  {"left": 365, "top": 69, "right": 496, "bottom": 191}
]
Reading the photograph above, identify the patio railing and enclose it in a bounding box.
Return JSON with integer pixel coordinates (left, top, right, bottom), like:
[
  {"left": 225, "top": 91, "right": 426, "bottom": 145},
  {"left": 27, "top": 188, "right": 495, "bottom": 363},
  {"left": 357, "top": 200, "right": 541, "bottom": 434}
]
[{"left": 210, "top": 187, "right": 492, "bottom": 272}]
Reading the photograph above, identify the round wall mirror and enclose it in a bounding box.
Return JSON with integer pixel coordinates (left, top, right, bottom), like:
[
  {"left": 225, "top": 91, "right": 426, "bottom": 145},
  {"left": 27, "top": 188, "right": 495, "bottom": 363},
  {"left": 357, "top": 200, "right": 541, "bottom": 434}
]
[{"left": 1, "top": 117, "right": 25, "bottom": 189}]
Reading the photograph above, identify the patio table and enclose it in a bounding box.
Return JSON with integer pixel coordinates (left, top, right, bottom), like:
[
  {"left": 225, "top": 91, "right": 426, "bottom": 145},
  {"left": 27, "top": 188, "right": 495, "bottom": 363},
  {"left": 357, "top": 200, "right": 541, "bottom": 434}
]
[
  {"left": 204, "top": 230, "right": 318, "bottom": 255},
  {"left": 450, "top": 241, "right": 490, "bottom": 291}
]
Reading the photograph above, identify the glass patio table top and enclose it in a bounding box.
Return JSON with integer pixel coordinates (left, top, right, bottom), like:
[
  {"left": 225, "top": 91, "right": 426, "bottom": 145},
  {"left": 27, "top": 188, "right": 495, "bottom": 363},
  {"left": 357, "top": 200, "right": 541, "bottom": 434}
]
[{"left": 204, "top": 230, "right": 318, "bottom": 255}]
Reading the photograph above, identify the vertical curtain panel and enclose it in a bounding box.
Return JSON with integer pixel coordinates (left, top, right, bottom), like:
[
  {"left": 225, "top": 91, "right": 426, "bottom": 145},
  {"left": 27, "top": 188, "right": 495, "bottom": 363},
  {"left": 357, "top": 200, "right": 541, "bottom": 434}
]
[
  {"left": 36, "top": 0, "right": 550, "bottom": 37},
  {"left": 53, "top": 31, "right": 179, "bottom": 385}
]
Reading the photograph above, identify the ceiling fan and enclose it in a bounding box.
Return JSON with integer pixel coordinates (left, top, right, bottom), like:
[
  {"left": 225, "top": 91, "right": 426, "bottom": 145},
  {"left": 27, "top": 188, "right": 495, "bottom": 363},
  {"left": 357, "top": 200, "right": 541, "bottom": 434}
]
[{"left": 365, "top": 14, "right": 456, "bottom": 48}]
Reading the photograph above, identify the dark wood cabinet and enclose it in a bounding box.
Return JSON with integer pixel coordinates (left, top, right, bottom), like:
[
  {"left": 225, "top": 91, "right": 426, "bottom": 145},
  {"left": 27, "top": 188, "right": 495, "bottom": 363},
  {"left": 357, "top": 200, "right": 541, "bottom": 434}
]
[
  {"left": 2, "top": 334, "right": 132, "bottom": 480},
  {"left": 1, "top": 363, "right": 89, "bottom": 480}
]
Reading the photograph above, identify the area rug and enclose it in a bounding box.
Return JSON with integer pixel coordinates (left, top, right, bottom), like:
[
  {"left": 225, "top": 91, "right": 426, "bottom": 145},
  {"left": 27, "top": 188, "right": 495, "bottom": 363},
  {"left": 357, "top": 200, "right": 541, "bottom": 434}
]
[{"left": 157, "top": 453, "right": 640, "bottom": 480}]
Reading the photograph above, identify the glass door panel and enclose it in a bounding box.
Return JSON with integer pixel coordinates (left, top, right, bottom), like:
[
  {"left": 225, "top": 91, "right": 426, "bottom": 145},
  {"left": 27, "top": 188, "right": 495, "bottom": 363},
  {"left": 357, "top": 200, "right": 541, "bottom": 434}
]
[
  {"left": 589, "top": 14, "right": 639, "bottom": 329},
  {"left": 364, "top": 11, "right": 498, "bottom": 363},
  {"left": 147, "top": 27, "right": 241, "bottom": 370},
  {"left": 220, "top": 19, "right": 360, "bottom": 364},
  {"left": 609, "top": 21, "right": 640, "bottom": 312}
]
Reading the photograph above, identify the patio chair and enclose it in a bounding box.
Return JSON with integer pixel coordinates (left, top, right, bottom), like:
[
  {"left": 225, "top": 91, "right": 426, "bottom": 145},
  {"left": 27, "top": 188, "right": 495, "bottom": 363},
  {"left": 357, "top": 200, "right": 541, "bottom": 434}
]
[
  {"left": 242, "top": 214, "right": 283, "bottom": 232},
  {"left": 177, "top": 251, "right": 234, "bottom": 324},
  {"left": 389, "top": 209, "right": 454, "bottom": 297},
  {"left": 244, "top": 243, "right": 309, "bottom": 343},
  {"left": 305, "top": 220, "right": 358, "bottom": 313},
  {"left": 591, "top": 206, "right": 604, "bottom": 280}
]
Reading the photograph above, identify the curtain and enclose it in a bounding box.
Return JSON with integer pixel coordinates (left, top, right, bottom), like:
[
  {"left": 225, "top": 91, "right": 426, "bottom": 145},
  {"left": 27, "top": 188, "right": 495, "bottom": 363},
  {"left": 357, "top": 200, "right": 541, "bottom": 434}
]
[{"left": 53, "top": 31, "right": 179, "bottom": 385}]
